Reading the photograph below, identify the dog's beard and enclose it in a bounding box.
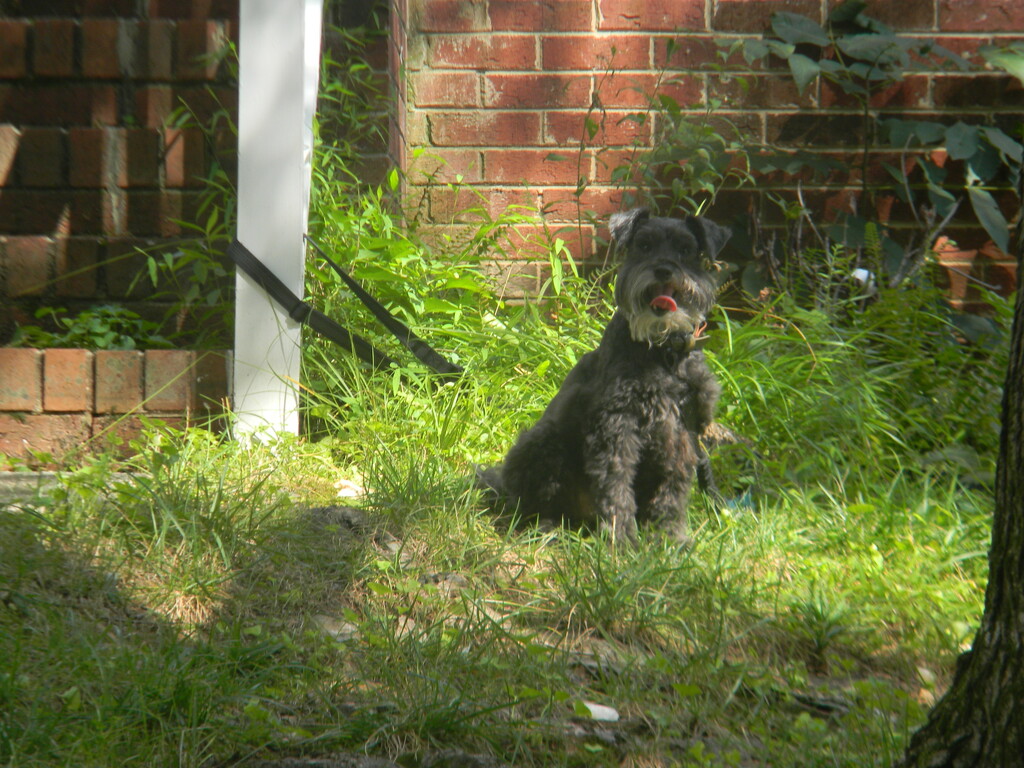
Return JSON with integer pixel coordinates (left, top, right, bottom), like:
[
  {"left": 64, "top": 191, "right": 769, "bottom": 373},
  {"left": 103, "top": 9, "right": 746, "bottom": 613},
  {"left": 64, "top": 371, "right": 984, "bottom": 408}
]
[{"left": 619, "top": 268, "right": 714, "bottom": 347}]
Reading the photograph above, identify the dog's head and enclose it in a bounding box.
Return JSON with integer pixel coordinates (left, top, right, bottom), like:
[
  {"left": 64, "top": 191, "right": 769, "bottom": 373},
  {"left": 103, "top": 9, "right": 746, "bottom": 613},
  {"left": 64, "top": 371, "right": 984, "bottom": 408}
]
[{"left": 609, "top": 207, "right": 730, "bottom": 350}]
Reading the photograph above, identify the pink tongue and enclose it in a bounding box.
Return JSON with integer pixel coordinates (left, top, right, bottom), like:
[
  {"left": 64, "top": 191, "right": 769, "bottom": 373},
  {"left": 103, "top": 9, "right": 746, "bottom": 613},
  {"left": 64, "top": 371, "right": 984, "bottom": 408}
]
[{"left": 650, "top": 295, "right": 677, "bottom": 312}]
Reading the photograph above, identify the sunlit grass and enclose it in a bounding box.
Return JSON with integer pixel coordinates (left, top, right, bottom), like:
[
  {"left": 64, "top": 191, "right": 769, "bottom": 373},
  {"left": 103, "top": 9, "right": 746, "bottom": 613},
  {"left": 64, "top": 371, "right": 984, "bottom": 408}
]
[{"left": 0, "top": 222, "right": 1005, "bottom": 766}]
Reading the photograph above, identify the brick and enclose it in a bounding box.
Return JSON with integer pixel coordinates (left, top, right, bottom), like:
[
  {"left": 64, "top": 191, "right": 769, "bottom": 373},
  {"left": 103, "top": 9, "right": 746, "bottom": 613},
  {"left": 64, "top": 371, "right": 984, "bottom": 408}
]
[
  {"left": 0, "top": 414, "right": 91, "bottom": 465},
  {"left": 940, "top": 0, "right": 1024, "bottom": 31},
  {"left": 542, "top": 35, "right": 650, "bottom": 71},
  {"left": 406, "top": 148, "right": 483, "bottom": 184},
  {"left": 982, "top": 254, "right": 1018, "bottom": 294},
  {"left": 591, "top": 147, "right": 641, "bottom": 183},
  {"left": 43, "top": 349, "right": 95, "bottom": 412},
  {"left": 4, "top": 236, "right": 52, "bottom": 297},
  {"left": 124, "top": 129, "right": 162, "bottom": 187},
  {"left": 69, "top": 127, "right": 122, "bottom": 187},
  {"left": 427, "top": 34, "right": 537, "bottom": 70},
  {"left": 94, "top": 350, "right": 144, "bottom": 414},
  {"left": 17, "top": 128, "right": 65, "bottom": 188},
  {"left": 0, "top": 124, "right": 19, "bottom": 183},
  {"left": 933, "top": 74, "right": 1022, "bottom": 109},
  {"left": 5, "top": 84, "right": 119, "bottom": 126},
  {"left": 424, "top": 185, "right": 540, "bottom": 220},
  {"left": 766, "top": 111, "right": 867, "bottom": 147},
  {"left": 69, "top": 189, "right": 124, "bottom": 236},
  {"left": 83, "top": 84, "right": 118, "bottom": 126},
  {"left": 172, "top": 84, "right": 237, "bottom": 124},
  {"left": 126, "top": 190, "right": 183, "bottom": 236},
  {"left": 138, "top": 20, "right": 174, "bottom": 80},
  {"left": 83, "top": 0, "right": 137, "bottom": 13},
  {"left": 33, "top": 19, "right": 77, "bottom": 77},
  {"left": 935, "top": 36, "right": 1000, "bottom": 59},
  {"left": 654, "top": 36, "right": 717, "bottom": 69},
  {"left": 134, "top": 85, "right": 175, "bottom": 127},
  {"left": 821, "top": 75, "right": 930, "bottom": 110},
  {"left": 148, "top": 0, "right": 237, "bottom": 18},
  {"left": 0, "top": 349, "right": 42, "bottom": 412},
  {"left": 541, "top": 186, "right": 625, "bottom": 220},
  {"left": 193, "top": 350, "right": 229, "bottom": 412},
  {"left": 870, "top": 0, "right": 935, "bottom": 31},
  {"left": 81, "top": 19, "right": 121, "bottom": 78},
  {"left": 164, "top": 127, "right": 206, "bottom": 187},
  {"left": 144, "top": 350, "right": 193, "bottom": 411},
  {"left": 411, "top": 71, "right": 480, "bottom": 107},
  {"left": 544, "top": 110, "right": 651, "bottom": 147},
  {"left": 596, "top": 72, "right": 704, "bottom": 109},
  {"left": 54, "top": 237, "right": 101, "bottom": 298},
  {"left": 710, "top": 73, "right": 810, "bottom": 110},
  {"left": 488, "top": 1, "right": 595, "bottom": 31},
  {"left": 483, "top": 73, "right": 592, "bottom": 108},
  {"left": 711, "top": 0, "right": 822, "bottom": 32},
  {"left": 0, "top": 190, "right": 67, "bottom": 234},
  {"left": 176, "top": 20, "right": 227, "bottom": 80},
  {"left": 105, "top": 238, "right": 155, "bottom": 299},
  {"left": 599, "top": 0, "right": 705, "bottom": 31},
  {"left": 429, "top": 111, "right": 542, "bottom": 146},
  {"left": 417, "top": 1, "right": 491, "bottom": 32},
  {"left": 481, "top": 148, "right": 587, "bottom": 185},
  {"left": 91, "top": 413, "right": 184, "bottom": 456},
  {"left": 0, "top": 21, "right": 29, "bottom": 78}
]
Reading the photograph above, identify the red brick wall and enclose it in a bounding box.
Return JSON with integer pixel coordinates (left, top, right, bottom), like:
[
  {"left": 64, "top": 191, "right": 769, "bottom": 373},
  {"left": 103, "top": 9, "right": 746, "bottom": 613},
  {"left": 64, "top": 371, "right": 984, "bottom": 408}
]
[
  {"left": 0, "top": 1, "right": 238, "bottom": 465},
  {"left": 398, "top": 0, "right": 1023, "bottom": 302},
  {"left": 0, "top": 347, "right": 229, "bottom": 467},
  {"left": 0, "top": 1, "right": 239, "bottom": 345}
]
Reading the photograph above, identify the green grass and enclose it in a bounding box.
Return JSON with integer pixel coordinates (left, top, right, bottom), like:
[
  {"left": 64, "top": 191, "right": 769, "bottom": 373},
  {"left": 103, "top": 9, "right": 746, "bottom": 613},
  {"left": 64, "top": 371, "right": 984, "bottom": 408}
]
[{"left": 0, "top": 209, "right": 1005, "bottom": 765}]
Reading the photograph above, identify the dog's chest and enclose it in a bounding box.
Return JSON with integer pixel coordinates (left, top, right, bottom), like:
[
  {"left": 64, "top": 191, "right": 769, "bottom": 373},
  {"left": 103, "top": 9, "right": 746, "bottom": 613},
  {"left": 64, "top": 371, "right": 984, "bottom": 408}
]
[{"left": 602, "top": 368, "right": 693, "bottom": 435}]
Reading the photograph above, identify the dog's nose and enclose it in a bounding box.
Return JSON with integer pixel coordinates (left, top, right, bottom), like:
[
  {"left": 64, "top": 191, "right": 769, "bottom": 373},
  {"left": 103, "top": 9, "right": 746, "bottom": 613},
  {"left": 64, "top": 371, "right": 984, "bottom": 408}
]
[{"left": 654, "top": 267, "right": 672, "bottom": 282}]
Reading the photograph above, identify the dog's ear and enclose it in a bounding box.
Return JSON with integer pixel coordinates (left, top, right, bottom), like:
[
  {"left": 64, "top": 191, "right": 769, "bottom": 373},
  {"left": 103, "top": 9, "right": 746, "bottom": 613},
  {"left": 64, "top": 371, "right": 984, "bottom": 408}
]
[
  {"left": 609, "top": 207, "right": 650, "bottom": 247},
  {"left": 685, "top": 216, "right": 731, "bottom": 261}
]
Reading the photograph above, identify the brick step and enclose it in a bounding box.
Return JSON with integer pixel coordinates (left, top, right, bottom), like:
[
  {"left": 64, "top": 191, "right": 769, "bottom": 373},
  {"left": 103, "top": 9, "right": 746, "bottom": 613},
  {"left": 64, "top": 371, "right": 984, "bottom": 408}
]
[{"left": 0, "top": 348, "right": 229, "bottom": 466}]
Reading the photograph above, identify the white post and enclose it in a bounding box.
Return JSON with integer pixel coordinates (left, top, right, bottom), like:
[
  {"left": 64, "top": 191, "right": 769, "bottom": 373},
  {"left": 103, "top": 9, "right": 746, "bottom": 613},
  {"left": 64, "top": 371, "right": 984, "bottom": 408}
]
[{"left": 233, "top": 0, "right": 323, "bottom": 437}]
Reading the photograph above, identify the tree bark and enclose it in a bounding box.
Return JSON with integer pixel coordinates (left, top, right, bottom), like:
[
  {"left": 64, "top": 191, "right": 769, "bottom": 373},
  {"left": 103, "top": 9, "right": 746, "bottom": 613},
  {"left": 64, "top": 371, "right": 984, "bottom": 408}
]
[{"left": 898, "top": 216, "right": 1024, "bottom": 766}]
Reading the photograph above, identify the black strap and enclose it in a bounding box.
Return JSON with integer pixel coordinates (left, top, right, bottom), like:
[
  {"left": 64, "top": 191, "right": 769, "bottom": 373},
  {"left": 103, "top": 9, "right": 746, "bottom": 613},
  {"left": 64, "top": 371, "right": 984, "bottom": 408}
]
[
  {"left": 227, "top": 238, "right": 462, "bottom": 381},
  {"left": 304, "top": 235, "right": 464, "bottom": 379}
]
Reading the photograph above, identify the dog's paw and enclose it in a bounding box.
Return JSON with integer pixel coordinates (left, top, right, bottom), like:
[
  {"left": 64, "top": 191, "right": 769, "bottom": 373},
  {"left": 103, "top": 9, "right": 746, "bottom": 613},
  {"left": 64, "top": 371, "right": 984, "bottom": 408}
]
[{"left": 599, "top": 512, "right": 639, "bottom": 548}]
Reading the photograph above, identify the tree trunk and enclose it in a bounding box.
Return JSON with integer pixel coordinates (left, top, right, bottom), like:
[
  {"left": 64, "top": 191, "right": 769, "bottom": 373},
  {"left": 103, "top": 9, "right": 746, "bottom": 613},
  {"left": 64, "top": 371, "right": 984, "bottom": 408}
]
[{"left": 898, "top": 220, "right": 1024, "bottom": 765}]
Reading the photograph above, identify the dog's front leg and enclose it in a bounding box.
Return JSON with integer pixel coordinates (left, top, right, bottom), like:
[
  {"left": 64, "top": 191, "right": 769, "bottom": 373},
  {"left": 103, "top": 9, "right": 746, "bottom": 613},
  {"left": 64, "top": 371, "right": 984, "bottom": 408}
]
[{"left": 582, "top": 416, "right": 643, "bottom": 545}]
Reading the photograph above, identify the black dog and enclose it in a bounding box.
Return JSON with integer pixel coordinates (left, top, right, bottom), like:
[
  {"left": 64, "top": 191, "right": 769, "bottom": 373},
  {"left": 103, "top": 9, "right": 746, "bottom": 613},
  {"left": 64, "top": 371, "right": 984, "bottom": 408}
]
[{"left": 480, "top": 208, "right": 730, "bottom": 545}]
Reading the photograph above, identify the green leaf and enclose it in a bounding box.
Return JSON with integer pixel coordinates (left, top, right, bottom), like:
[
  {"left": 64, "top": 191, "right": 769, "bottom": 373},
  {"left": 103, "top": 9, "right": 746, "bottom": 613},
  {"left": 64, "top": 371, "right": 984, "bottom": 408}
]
[
  {"left": 837, "top": 34, "right": 909, "bottom": 68},
  {"left": 981, "top": 42, "right": 1024, "bottom": 86},
  {"left": 828, "top": 0, "right": 868, "bottom": 25},
  {"left": 966, "top": 142, "right": 1001, "bottom": 183},
  {"left": 787, "top": 53, "right": 822, "bottom": 93},
  {"left": 766, "top": 40, "right": 797, "bottom": 60},
  {"left": 945, "top": 122, "right": 980, "bottom": 161},
  {"left": 366, "top": 581, "right": 393, "bottom": 596},
  {"left": 741, "top": 38, "right": 770, "bottom": 64},
  {"left": 926, "top": 184, "right": 958, "bottom": 218},
  {"left": 59, "top": 686, "right": 82, "bottom": 712},
  {"left": 771, "top": 12, "right": 830, "bottom": 46},
  {"left": 913, "top": 121, "right": 946, "bottom": 144},
  {"left": 967, "top": 186, "right": 1010, "bottom": 253},
  {"left": 980, "top": 126, "right": 1023, "bottom": 164}
]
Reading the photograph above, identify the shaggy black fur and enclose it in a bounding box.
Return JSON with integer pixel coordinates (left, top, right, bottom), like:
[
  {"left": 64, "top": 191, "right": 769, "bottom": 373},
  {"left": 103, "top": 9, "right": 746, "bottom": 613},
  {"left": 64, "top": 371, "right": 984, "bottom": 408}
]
[{"left": 481, "top": 208, "right": 730, "bottom": 545}]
